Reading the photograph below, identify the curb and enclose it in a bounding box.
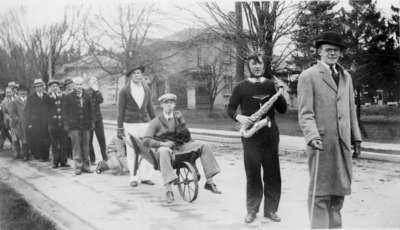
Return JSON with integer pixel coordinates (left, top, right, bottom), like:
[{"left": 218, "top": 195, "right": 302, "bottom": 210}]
[
  {"left": 103, "top": 120, "right": 400, "bottom": 163},
  {"left": 0, "top": 165, "right": 98, "bottom": 230}
]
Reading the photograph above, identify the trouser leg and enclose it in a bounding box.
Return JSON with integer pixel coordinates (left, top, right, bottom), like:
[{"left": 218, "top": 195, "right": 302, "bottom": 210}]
[
  {"left": 262, "top": 141, "right": 281, "bottom": 214},
  {"left": 329, "top": 196, "right": 344, "bottom": 228},
  {"left": 242, "top": 138, "right": 263, "bottom": 215},
  {"left": 181, "top": 141, "right": 220, "bottom": 179},
  {"left": 158, "top": 147, "right": 178, "bottom": 185},
  {"left": 95, "top": 119, "right": 107, "bottom": 161},
  {"left": 89, "top": 129, "right": 96, "bottom": 163},
  {"left": 308, "top": 195, "right": 330, "bottom": 229},
  {"left": 70, "top": 131, "right": 83, "bottom": 171},
  {"left": 49, "top": 127, "right": 59, "bottom": 165},
  {"left": 81, "top": 130, "right": 91, "bottom": 171}
]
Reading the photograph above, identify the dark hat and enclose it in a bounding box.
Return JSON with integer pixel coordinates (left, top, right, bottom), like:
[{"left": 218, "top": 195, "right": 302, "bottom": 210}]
[
  {"left": 48, "top": 79, "right": 60, "bottom": 86},
  {"left": 158, "top": 93, "right": 177, "bottom": 104},
  {"left": 126, "top": 65, "right": 145, "bottom": 77},
  {"left": 18, "top": 84, "right": 27, "bottom": 91},
  {"left": 315, "top": 31, "right": 345, "bottom": 49},
  {"left": 63, "top": 78, "right": 73, "bottom": 86}
]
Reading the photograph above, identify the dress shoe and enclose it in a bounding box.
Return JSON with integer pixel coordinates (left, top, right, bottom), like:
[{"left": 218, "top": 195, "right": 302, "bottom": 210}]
[
  {"left": 141, "top": 180, "right": 155, "bottom": 186},
  {"left": 60, "top": 163, "right": 71, "bottom": 168},
  {"left": 204, "top": 183, "right": 222, "bottom": 194},
  {"left": 130, "top": 181, "right": 139, "bottom": 187},
  {"left": 244, "top": 213, "right": 256, "bottom": 224},
  {"left": 52, "top": 165, "right": 59, "bottom": 169},
  {"left": 165, "top": 191, "right": 174, "bottom": 203},
  {"left": 264, "top": 212, "right": 281, "bottom": 222},
  {"left": 75, "top": 170, "right": 82, "bottom": 175}
]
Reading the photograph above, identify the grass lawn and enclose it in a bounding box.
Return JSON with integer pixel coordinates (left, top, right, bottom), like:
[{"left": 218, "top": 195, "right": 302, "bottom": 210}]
[
  {"left": 0, "top": 180, "right": 57, "bottom": 230},
  {"left": 101, "top": 104, "right": 400, "bottom": 143}
]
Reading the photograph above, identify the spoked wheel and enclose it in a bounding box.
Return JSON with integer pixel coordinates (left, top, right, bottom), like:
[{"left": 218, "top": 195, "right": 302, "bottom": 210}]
[{"left": 176, "top": 161, "right": 199, "bottom": 202}]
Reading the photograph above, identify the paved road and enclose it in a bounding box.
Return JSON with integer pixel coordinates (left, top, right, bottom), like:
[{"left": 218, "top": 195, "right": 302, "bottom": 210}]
[{"left": 0, "top": 128, "right": 399, "bottom": 229}]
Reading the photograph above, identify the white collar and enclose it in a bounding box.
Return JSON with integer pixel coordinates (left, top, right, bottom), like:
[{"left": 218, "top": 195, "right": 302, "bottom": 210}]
[
  {"left": 247, "top": 77, "right": 267, "bottom": 83},
  {"left": 131, "top": 81, "right": 142, "bottom": 88},
  {"left": 319, "top": 61, "right": 336, "bottom": 71},
  {"left": 163, "top": 112, "right": 174, "bottom": 121}
]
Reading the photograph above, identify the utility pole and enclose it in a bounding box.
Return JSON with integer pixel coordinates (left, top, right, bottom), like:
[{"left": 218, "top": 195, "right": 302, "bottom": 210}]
[{"left": 235, "top": 2, "right": 245, "bottom": 82}]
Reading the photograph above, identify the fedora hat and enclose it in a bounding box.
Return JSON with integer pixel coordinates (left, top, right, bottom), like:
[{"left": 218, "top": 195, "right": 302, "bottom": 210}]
[
  {"left": 33, "top": 78, "right": 45, "bottom": 87},
  {"left": 126, "top": 65, "right": 145, "bottom": 77},
  {"left": 315, "top": 31, "right": 345, "bottom": 49}
]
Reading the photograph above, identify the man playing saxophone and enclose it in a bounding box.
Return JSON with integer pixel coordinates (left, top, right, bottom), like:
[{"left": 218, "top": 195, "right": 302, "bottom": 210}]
[{"left": 227, "top": 53, "right": 287, "bottom": 224}]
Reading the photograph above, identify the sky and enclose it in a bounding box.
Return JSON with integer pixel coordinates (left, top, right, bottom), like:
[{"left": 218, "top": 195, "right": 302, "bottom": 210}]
[{"left": 0, "top": 0, "right": 398, "bottom": 39}]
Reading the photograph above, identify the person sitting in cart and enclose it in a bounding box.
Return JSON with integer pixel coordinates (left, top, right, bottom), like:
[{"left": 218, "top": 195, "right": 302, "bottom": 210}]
[{"left": 143, "top": 93, "right": 221, "bottom": 203}]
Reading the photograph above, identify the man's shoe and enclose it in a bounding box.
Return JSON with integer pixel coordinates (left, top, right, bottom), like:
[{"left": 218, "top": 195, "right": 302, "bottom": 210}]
[
  {"left": 75, "top": 170, "right": 82, "bottom": 175},
  {"left": 264, "top": 212, "right": 281, "bottom": 222},
  {"left": 204, "top": 182, "right": 222, "bottom": 194},
  {"left": 130, "top": 181, "right": 139, "bottom": 187},
  {"left": 82, "top": 169, "right": 93, "bottom": 173},
  {"left": 244, "top": 213, "right": 256, "bottom": 224},
  {"left": 60, "top": 163, "right": 71, "bottom": 167},
  {"left": 166, "top": 191, "right": 174, "bottom": 203},
  {"left": 141, "top": 180, "right": 155, "bottom": 186},
  {"left": 52, "top": 165, "right": 59, "bottom": 169}
]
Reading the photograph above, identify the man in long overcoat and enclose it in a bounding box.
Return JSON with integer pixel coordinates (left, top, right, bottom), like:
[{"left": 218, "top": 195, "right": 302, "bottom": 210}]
[
  {"left": 297, "top": 31, "right": 362, "bottom": 228},
  {"left": 9, "top": 85, "right": 28, "bottom": 160},
  {"left": 25, "top": 79, "right": 50, "bottom": 161}
]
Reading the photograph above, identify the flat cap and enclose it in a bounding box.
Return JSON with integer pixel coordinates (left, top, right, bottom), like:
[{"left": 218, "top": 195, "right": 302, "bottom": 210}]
[
  {"left": 48, "top": 79, "right": 60, "bottom": 86},
  {"left": 158, "top": 93, "right": 177, "bottom": 104}
]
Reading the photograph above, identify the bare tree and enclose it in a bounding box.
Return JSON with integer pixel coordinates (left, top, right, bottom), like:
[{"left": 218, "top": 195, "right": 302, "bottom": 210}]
[
  {"left": 83, "top": 4, "right": 171, "bottom": 75},
  {"left": 0, "top": 7, "right": 81, "bottom": 85},
  {"left": 191, "top": 1, "right": 300, "bottom": 79}
]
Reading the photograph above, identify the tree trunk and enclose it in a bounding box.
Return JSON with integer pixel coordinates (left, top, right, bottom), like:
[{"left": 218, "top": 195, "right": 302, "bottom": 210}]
[{"left": 235, "top": 2, "right": 245, "bottom": 82}]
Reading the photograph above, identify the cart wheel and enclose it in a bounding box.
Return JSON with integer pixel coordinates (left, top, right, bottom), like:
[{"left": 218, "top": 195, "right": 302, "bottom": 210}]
[{"left": 176, "top": 161, "right": 199, "bottom": 202}]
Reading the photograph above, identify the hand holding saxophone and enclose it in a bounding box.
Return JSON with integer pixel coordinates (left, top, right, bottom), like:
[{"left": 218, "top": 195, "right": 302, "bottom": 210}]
[
  {"left": 239, "top": 88, "right": 284, "bottom": 138},
  {"left": 236, "top": 114, "right": 254, "bottom": 127}
]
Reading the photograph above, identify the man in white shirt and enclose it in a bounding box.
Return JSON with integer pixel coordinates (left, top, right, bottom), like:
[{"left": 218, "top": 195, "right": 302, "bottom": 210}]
[{"left": 117, "top": 65, "right": 155, "bottom": 187}]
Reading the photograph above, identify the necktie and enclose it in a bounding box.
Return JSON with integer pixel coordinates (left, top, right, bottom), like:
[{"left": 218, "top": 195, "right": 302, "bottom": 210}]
[{"left": 330, "top": 65, "right": 339, "bottom": 86}]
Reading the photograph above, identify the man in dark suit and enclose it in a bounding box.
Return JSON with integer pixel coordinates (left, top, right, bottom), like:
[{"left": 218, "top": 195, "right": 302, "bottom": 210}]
[
  {"left": 86, "top": 76, "right": 107, "bottom": 164},
  {"left": 63, "top": 77, "right": 94, "bottom": 175},
  {"left": 46, "top": 80, "right": 70, "bottom": 168},
  {"left": 117, "top": 65, "right": 155, "bottom": 187},
  {"left": 227, "top": 53, "right": 287, "bottom": 224},
  {"left": 25, "top": 79, "right": 50, "bottom": 161}
]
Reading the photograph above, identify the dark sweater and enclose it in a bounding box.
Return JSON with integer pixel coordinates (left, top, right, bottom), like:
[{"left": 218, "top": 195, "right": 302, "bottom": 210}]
[
  {"left": 63, "top": 90, "right": 93, "bottom": 130},
  {"left": 227, "top": 79, "right": 287, "bottom": 122},
  {"left": 117, "top": 84, "right": 155, "bottom": 128},
  {"left": 86, "top": 88, "right": 104, "bottom": 121}
]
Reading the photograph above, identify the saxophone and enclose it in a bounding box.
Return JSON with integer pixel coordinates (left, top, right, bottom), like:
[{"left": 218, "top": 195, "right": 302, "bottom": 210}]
[{"left": 240, "top": 87, "right": 283, "bottom": 138}]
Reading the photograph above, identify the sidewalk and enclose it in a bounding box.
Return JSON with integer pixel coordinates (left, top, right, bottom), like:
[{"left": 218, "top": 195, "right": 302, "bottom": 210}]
[
  {"left": 103, "top": 120, "right": 400, "bottom": 162},
  {"left": 1, "top": 135, "right": 399, "bottom": 230}
]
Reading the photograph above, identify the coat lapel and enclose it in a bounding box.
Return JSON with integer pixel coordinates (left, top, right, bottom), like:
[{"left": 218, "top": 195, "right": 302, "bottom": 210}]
[
  {"left": 317, "top": 62, "right": 338, "bottom": 93},
  {"left": 336, "top": 64, "right": 348, "bottom": 100}
]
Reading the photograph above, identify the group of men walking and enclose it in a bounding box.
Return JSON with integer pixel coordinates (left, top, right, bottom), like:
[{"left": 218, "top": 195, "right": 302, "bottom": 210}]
[{"left": 0, "top": 76, "right": 107, "bottom": 175}]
